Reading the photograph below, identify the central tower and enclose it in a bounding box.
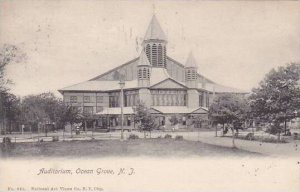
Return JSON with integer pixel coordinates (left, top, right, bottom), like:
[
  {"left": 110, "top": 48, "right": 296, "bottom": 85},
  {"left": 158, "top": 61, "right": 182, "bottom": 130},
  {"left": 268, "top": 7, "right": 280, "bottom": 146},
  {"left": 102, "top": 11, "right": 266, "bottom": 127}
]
[{"left": 143, "top": 15, "right": 167, "bottom": 68}]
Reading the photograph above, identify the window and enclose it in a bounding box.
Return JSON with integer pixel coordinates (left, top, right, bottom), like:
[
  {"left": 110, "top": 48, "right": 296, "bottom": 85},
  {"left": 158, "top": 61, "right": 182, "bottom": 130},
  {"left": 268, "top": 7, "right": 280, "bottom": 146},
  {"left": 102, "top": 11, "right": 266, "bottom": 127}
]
[
  {"left": 143, "top": 68, "right": 147, "bottom": 79},
  {"left": 158, "top": 44, "right": 163, "bottom": 67},
  {"left": 186, "top": 70, "right": 191, "bottom": 81},
  {"left": 147, "top": 68, "right": 150, "bottom": 78},
  {"left": 70, "top": 96, "right": 77, "bottom": 103},
  {"left": 199, "top": 94, "right": 203, "bottom": 107},
  {"left": 109, "top": 94, "right": 120, "bottom": 108},
  {"left": 97, "top": 96, "right": 103, "bottom": 103},
  {"left": 146, "top": 44, "right": 151, "bottom": 63},
  {"left": 96, "top": 106, "right": 104, "bottom": 113},
  {"left": 83, "top": 106, "right": 93, "bottom": 114},
  {"left": 84, "top": 96, "right": 90, "bottom": 103},
  {"left": 152, "top": 44, "right": 157, "bottom": 67},
  {"left": 151, "top": 90, "right": 187, "bottom": 106},
  {"left": 206, "top": 93, "right": 209, "bottom": 107},
  {"left": 163, "top": 46, "right": 166, "bottom": 68},
  {"left": 138, "top": 69, "right": 142, "bottom": 79}
]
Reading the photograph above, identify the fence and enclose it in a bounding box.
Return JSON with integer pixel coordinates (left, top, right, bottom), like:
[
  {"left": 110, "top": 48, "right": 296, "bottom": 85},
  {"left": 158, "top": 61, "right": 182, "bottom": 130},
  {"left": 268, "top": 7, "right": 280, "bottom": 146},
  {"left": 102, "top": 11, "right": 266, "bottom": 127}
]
[{"left": 0, "top": 131, "right": 121, "bottom": 143}]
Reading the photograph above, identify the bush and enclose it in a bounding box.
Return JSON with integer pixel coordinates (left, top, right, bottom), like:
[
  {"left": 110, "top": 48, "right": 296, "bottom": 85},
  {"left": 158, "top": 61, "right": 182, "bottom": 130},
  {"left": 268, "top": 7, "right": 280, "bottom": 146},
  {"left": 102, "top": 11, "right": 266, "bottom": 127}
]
[
  {"left": 2, "top": 137, "right": 11, "bottom": 144},
  {"left": 128, "top": 134, "right": 139, "bottom": 140},
  {"left": 175, "top": 135, "right": 183, "bottom": 140},
  {"left": 266, "top": 123, "right": 282, "bottom": 135},
  {"left": 284, "top": 130, "right": 292, "bottom": 136},
  {"left": 261, "top": 137, "right": 286, "bottom": 143},
  {"left": 52, "top": 136, "right": 59, "bottom": 142},
  {"left": 293, "top": 133, "right": 298, "bottom": 140},
  {"left": 1, "top": 137, "right": 14, "bottom": 153},
  {"left": 245, "top": 133, "right": 254, "bottom": 140},
  {"left": 164, "top": 134, "right": 172, "bottom": 139}
]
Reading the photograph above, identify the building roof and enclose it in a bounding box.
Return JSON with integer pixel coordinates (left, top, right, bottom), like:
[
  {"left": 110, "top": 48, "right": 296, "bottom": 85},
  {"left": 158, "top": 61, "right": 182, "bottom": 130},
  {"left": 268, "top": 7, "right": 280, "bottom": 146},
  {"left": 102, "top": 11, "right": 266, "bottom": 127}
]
[
  {"left": 144, "top": 15, "right": 167, "bottom": 41},
  {"left": 185, "top": 52, "right": 198, "bottom": 68},
  {"left": 151, "top": 106, "right": 208, "bottom": 114},
  {"left": 150, "top": 67, "right": 170, "bottom": 85},
  {"left": 138, "top": 50, "right": 150, "bottom": 66},
  {"left": 204, "top": 83, "right": 247, "bottom": 93},
  {"left": 59, "top": 75, "right": 246, "bottom": 93},
  {"left": 59, "top": 80, "right": 138, "bottom": 92}
]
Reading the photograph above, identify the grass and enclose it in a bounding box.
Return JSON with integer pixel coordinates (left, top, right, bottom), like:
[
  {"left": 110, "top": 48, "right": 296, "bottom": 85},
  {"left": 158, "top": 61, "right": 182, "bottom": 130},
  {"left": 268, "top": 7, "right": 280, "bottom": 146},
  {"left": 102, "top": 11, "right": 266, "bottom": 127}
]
[{"left": 0, "top": 138, "right": 261, "bottom": 158}]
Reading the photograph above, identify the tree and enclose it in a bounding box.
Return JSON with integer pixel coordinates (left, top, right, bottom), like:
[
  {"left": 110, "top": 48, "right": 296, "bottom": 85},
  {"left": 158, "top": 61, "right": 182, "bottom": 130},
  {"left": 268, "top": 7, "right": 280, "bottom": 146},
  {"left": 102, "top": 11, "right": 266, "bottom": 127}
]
[
  {"left": 249, "top": 63, "right": 300, "bottom": 138},
  {"left": 0, "top": 44, "right": 27, "bottom": 92},
  {"left": 20, "top": 92, "right": 80, "bottom": 134},
  {"left": 60, "top": 105, "right": 82, "bottom": 138},
  {"left": 0, "top": 44, "right": 26, "bottom": 133},
  {"left": 134, "top": 102, "right": 157, "bottom": 138},
  {"left": 209, "top": 93, "right": 250, "bottom": 147},
  {"left": 0, "top": 92, "right": 21, "bottom": 134}
]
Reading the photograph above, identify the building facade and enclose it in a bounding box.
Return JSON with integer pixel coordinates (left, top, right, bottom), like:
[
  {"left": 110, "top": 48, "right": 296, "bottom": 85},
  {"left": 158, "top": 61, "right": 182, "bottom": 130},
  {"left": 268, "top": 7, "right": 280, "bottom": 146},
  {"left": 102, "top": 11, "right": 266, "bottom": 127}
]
[{"left": 59, "top": 15, "right": 246, "bottom": 130}]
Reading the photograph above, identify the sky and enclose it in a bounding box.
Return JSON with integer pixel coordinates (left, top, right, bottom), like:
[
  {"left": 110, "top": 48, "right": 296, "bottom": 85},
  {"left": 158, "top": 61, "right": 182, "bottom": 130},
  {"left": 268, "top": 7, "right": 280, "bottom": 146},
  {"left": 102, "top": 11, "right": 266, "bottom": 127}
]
[{"left": 0, "top": 0, "right": 300, "bottom": 97}]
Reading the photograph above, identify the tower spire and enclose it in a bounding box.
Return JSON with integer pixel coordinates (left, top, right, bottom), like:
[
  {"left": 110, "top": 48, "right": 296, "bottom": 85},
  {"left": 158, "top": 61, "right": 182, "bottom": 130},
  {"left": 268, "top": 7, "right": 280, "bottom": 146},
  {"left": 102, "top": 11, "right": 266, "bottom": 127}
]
[
  {"left": 185, "top": 51, "right": 198, "bottom": 68},
  {"left": 144, "top": 15, "right": 167, "bottom": 41}
]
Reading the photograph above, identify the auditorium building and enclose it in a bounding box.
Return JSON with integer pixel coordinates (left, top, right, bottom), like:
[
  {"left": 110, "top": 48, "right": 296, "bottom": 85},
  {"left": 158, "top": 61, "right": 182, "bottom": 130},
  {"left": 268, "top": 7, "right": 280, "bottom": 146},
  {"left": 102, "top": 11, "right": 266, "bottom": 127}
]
[{"left": 59, "top": 15, "right": 246, "bottom": 130}]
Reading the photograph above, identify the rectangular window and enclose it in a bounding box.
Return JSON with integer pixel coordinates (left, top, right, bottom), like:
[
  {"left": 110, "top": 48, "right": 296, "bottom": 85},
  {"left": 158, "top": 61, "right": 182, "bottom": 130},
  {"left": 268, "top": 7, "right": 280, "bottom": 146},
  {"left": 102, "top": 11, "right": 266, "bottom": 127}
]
[
  {"left": 97, "top": 96, "right": 104, "bottom": 103},
  {"left": 199, "top": 94, "right": 203, "bottom": 107},
  {"left": 84, "top": 96, "right": 90, "bottom": 103},
  {"left": 83, "top": 106, "right": 93, "bottom": 114},
  {"left": 206, "top": 94, "right": 209, "bottom": 107},
  {"left": 96, "top": 106, "right": 104, "bottom": 113},
  {"left": 70, "top": 96, "right": 77, "bottom": 103}
]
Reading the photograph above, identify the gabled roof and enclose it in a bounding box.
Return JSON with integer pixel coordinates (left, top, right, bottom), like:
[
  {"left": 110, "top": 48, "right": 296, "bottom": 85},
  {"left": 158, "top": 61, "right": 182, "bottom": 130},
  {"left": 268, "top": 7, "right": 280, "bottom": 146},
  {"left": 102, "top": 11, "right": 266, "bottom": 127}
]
[
  {"left": 150, "top": 67, "right": 170, "bottom": 85},
  {"left": 138, "top": 50, "right": 150, "bottom": 66},
  {"left": 185, "top": 52, "right": 198, "bottom": 68},
  {"left": 151, "top": 78, "right": 187, "bottom": 89},
  {"left": 151, "top": 106, "right": 208, "bottom": 114},
  {"left": 144, "top": 15, "right": 167, "bottom": 41}
]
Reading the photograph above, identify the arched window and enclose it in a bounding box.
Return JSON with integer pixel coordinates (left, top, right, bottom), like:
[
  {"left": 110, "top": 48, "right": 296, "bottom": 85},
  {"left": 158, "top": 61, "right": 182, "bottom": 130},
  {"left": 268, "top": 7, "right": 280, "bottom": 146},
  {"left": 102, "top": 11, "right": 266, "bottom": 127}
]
[
  {"left": 152, "top": 44, "right": 157, "bottom": 67},
  {"left": 163, "top": 46, "right": 167, "bottom": 68},
  {"left": 146, "top": 44, "right": 151, "bottom": 63},
  {"left": 143, "top": 68, "right": 147, "bottom": 79},
  {"left": 186, "top": 70, "right": 191, "bottom": 81},
  {"left": 138, "top": 69, "right": 142, "bottom": 79},
  {"left": 147, "top": 68, "right": 150, "bottom": 78},
  {"left": 158, "top": 44, "right": 163, "bottom": 67},
  {"left": 192, "top": 70, "right": 195, "bottom": 80}
]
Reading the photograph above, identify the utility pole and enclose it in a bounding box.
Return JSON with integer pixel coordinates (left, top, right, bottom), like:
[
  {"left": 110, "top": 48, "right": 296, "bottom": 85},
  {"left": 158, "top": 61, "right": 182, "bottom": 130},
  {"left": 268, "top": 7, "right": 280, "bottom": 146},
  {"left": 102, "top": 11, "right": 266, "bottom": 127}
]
[{"left": 119, "top": 78, "right": 125, "bottom": 140}]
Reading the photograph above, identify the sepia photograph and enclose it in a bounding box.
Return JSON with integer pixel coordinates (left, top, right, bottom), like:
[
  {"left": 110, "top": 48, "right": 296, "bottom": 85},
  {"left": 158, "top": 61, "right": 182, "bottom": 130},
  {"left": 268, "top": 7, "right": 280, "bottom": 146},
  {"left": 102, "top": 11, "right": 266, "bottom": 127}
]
[{"left": 0, "top": 0, "right": 300, "bottom": 191}]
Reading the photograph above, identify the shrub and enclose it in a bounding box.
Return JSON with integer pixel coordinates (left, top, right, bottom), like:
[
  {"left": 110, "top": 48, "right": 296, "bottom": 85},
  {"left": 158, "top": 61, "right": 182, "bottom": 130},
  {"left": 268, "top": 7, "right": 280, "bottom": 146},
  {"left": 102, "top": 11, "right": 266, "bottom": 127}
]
[
  {"left": 245, "top": 133, "right": 254, "bottom": 140},
  {"left": 2, "top": 137, "right": 11, "bottom": 144},
  {"left": 1, "top": 137, "right": 14, "bottom": 152},
  {"left": 293, "top": 133, "right": 298, "bottom": 140},
  {"left": 128, "top": 134, "right": 139, "bottom": 140},
  {"left": 52, "top": 136, "right": 59, "bottom": 142},
  {"left": 164, "top": 134, "right": 172, "bottom": 139},
  {"left": 175, "top": 135, "right": 183, "bottom": 140},
  {"left": 261, "top": 137, "right": 286, "bottom": 143},
  {"left": 283, "top": 130, "right": 292, "bottom": 136}
]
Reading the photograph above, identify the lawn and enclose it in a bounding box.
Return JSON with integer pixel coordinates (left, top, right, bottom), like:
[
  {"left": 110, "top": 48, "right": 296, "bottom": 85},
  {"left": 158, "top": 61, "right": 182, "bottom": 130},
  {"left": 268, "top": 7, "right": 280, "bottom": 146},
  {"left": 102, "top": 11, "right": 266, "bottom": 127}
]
[{"left": 0, "top": 138, "right": 261, "bottom": 158}]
